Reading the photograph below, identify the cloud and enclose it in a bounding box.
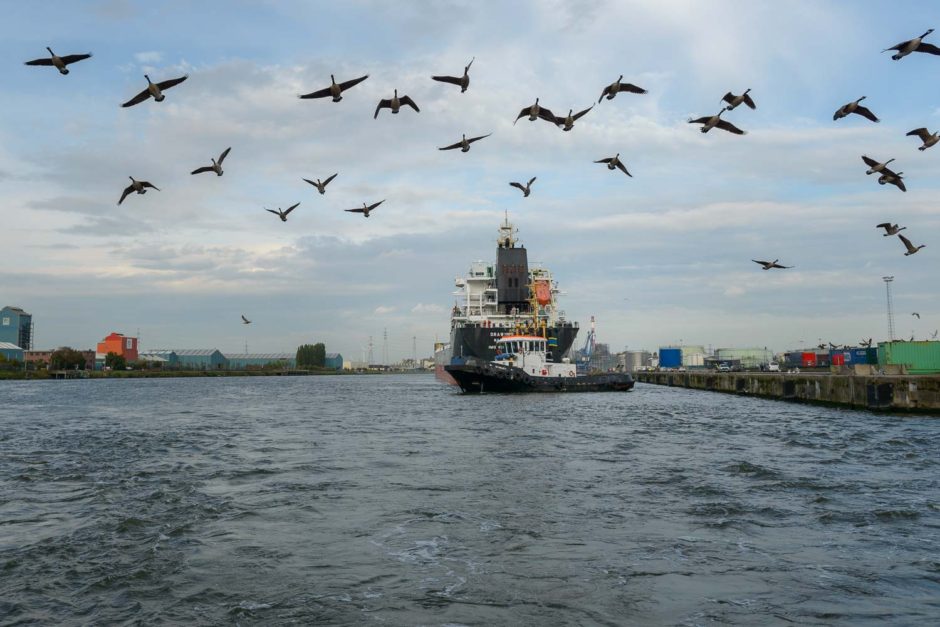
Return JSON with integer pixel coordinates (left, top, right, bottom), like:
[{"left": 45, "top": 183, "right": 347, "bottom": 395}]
[
  {"left": 133, "top": 51, "right": 163, "bottom": 64},
  {"left": 374, "top": 306, "right": 397, "bottom": 315},
  {"left": 411, "top": 303, "right": 444, "bottom": 314}
]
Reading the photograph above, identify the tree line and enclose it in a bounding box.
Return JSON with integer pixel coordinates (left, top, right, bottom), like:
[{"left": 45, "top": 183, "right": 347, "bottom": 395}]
[{"left": 296, "top": 343, "right": 326, "bottom": 368}]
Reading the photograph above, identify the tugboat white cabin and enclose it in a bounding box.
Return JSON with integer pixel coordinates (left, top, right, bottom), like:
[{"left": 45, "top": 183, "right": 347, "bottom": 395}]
[{"left": 495, "top": 335, "right": 576, "bottom": 378}]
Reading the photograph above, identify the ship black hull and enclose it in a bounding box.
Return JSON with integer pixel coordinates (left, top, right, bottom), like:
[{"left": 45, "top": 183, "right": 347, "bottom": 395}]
[
  {"left": 445, "top": 359, "right": 634, "bottom": 394},
  {"left": 450, "top": 323, "right": 578, "bottom": 364}
]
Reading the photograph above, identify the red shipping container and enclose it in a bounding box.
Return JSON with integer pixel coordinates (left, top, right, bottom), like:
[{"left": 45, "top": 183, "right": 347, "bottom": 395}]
[
  {"left": 801, "top": 351, "right": 817, "bottom": 367},
  {"left": 832, "top": 353, "right": 845, "bottom": 366}
]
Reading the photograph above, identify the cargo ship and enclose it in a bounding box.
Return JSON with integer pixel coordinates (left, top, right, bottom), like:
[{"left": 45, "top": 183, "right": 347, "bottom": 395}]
[{"left": 434, "top": 215, "right": 579, "bottom": 385}]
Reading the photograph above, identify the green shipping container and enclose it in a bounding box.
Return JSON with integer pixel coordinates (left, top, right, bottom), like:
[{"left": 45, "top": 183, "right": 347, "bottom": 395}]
[{"left": 877, "top": 341, "right": 940, "bottom": 374}]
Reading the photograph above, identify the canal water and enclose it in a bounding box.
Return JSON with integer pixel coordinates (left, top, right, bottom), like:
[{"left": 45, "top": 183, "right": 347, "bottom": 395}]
[{"left": 1, "top": 376, "right": 938, "bottom": 625}]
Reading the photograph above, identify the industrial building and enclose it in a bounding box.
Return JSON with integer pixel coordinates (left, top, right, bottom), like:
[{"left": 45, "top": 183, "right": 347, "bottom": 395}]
[
  {"left": 324, "top": 353, "right": 343, "bottom": 370},
  {"left": 658, "top": 345, "right": 706, "bottom": 369},
  {"left": 0, "top": 306, "right": 32, "bottom": 350},
  {"left": 715, "top": 347, "right": 774, "bottom": 369},
  {"left": 138, "top": 351, "right": 177, "bottom": 367},
  {"left": 224, "top": 353, "right": 296, "bottom": 369},
  {"left": 0, "top": 342, "right": 24, "bottom": 362},
  {"left": 148, "top": 349, "right": 228, "bottom": 370},
  {"left": 25, "top": 349, "right": 95, "bottom": 370},
  {"left": 619, "top": 350, "right": 652, "bottom": 373},
  {"left": 96, "top": 332, "right": 139, "bottom": 365}
]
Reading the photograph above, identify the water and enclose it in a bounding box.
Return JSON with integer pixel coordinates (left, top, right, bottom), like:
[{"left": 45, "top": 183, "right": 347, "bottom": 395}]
[{"left": 1, "top": 376, "right": 939, "bottom": 625}]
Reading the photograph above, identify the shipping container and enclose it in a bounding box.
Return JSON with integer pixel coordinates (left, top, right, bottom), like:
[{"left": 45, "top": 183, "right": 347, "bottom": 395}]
[
  {"left": 877, "top": 341, "right": 940, "bottom": 374},
  {"left": 829, "top": 347, "right": 876, "bottom": 365},
  {"left": 659, "top": 347, "right": 682, "bottom": 368},
  {"left": 801, "top": 351, "right": 817, "bottom": 368}
]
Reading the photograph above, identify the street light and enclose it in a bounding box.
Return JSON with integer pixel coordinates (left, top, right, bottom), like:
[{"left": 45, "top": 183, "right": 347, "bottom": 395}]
[{"left": 883, "top": 276, "right": 895, "bottom": 341}]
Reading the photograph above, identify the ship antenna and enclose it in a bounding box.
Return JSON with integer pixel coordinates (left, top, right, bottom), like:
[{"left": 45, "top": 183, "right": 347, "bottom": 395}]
[{"left": 498, "top": 210, "right": 516, "bottom": 248}]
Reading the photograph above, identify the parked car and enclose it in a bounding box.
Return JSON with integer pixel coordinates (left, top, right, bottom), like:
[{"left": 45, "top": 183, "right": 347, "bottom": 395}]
[
  {"left": 717, "top": 364, "right": 730, "bottom": 372},
  {"left": 767, "top": 362, "right": 780, "bottom": 372}
]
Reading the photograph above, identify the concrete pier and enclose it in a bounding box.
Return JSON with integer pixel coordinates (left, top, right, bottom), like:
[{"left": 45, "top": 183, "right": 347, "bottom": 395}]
[{"left": 635, "top": 371, "right": 940, "bottom": 413}]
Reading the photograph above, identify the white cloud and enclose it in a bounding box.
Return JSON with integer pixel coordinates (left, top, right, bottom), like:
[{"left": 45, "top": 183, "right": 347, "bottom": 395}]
[
  {"left": 411, "top": 303, "right": 444, "bottom": 314},
  {"left": 373, "top": 306, "right": 396, "bottom": 315},
  {"left": 133, "top": 51, "right": 163, "bottom": 64}
]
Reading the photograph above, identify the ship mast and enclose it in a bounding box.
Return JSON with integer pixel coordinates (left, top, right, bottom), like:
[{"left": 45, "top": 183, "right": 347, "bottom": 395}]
[{"left": 497, "top": 210, "right": 517, "bottom": 248}]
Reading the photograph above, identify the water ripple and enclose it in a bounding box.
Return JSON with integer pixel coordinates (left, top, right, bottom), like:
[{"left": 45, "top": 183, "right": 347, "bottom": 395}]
[{"left": 0, "top": 377, "right": 938, "bottom": 624}]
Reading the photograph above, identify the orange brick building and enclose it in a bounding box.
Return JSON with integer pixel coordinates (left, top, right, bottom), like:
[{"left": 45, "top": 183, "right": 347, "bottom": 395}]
[{"left": 96, "top": 332, "right": 139, "bottom": 362}]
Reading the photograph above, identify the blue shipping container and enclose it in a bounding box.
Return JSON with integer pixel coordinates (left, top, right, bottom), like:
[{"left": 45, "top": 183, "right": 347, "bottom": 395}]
[
  {"left": 828, "top": 347, "right": 876, "bottom": 365},
  {"left": 659, "top": 347, "right": 682, "bottom": 368}
]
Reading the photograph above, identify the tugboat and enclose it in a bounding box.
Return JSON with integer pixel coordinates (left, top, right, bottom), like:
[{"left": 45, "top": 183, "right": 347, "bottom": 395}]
[{"left": 446, "top": 335, "right": 635, "bottom": 393}]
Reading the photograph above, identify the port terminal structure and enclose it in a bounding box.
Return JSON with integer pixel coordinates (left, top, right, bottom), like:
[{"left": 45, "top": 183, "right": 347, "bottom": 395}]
[{"left": 635, "top": 370, "right": 940, "bottom": 413}]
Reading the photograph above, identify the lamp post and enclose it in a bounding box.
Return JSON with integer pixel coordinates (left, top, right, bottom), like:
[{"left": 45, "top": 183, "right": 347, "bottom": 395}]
[{"left": 883, "top": 276, "right": 895, "bottom": 341}]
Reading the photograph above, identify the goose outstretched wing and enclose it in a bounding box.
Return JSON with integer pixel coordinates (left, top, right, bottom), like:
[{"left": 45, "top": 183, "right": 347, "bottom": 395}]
[
  {"left": 432, "top": 75, "right": 462, "bottom": 86},
  {"left": 854, "top": 105, "right": 880, "bottom": 123},
  {"left": 715, "top": 119, "right": 747, "bottom": 135},
  {"left": 399, "top": 95, "right": 420, "bottom": 112},
  {"left": 156, "top": 75, "right": 187, "bottom": 91},
  {"left": 121, "top": 87, "right": 152, "bottom": 108}
]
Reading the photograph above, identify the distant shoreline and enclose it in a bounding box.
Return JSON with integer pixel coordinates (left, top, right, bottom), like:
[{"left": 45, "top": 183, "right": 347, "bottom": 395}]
[{"left": 0, "top": 369, "right": 432, "bottom": 381}]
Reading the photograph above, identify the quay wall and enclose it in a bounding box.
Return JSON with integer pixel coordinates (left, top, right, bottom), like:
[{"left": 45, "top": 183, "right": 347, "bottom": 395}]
[{"left": 635, "top": 371, "right": 940, "bottom": 413}]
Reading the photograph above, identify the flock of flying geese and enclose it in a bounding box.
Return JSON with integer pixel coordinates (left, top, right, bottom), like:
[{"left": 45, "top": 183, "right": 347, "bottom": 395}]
[
  {"left": 750, "top": 28, "right": 939, "bottom": 270},
  {"left": 23, "top": 27, "right": 937, "bottom": 326}
]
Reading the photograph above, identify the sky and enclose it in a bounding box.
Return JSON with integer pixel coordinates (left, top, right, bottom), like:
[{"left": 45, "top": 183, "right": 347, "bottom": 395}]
[{"left": 2, "top": 0, "right": 939, "bottom": 360}]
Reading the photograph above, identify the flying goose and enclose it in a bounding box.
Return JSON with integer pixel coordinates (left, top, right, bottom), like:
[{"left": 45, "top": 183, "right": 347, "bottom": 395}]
[
  {"left": 374, "top": 90, "right": 419, "bottom": 118},
  {"left": 912, "top": 312, "right": 921, "bottom": 319},
  {"left": 302, "top": 173, "right": 338, "bottom": 194},
  {"left": 118, "top": 177, "right": 159, "bottom": 205},
  {"left": 876, "top": 222, "right": 906, "bottom": 236},
  {"left": 191, "top": 147, "right": 231, "bottom": 176},
  {"left": 833, "top": 96, "right": 879, "bottom": 122},
  {"left": 345, "top": 200, "right": 384, "bottom": 217},
  {"left": 862, "top": 155, "right": 895, "bottom": 175},
  {"left": 299, "top": 74, "right": 368, "bottom": 102},
  {"left": 556, "top": 105, "right": 593, "bottom": 131},
  {"left": 598, "top": 75, "right": 647, "bottom": 102},
  {"left": 439, "top": 133, "right": 491, "bottom": 152},
  {"left": 509, "top": 177, "right": 537, "bottom": 197},
  {"left": 24, "top": 47, "right": 92, "bottom": 75},
  {"left": 883, "top": 29, "right": 940, "bottom": 60},
  {"left": 878, "top": 169, "right": 906, "bottom": 192},
  {"left": 594, "top": 153, "right": 632, "bottom": 176},
  {"left": 265, "top": 202, "right": 300, "bottom": 222},
  {"left": 241, "top": 315, "right": 252, "bottom": 325},
  {"left": 898, "top": 233, "right": 925, "bottom": 255},
  {"left": 431, "top": 58, "right": 474, "bottom": 92},
  {"left": 514, "top": 98, "right": 557, "bottom": 125},
  {"left": 721, "top": 89, "right": 756, "bottom": 110},
  {"left": 752, "top": 259, "right": 792, "bottom": 270},
  {"left": 121, "top": 74, "right": 188, "bottom": 108},
  {"left": 688, "top": 108, "right": 746, "bottom": 134},
  {"left": 906, "top": 128, "right": 939, "bottom": 151}
]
